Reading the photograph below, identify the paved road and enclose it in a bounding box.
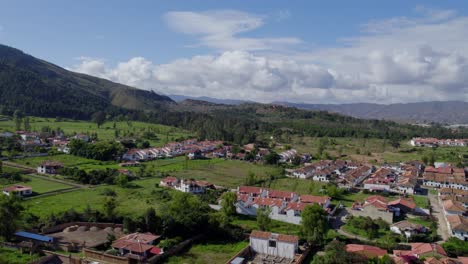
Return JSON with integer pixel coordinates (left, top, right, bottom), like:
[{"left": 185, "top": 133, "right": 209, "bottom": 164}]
[{"left": 428, "top": 191, "right": 450, "bottom": 241}]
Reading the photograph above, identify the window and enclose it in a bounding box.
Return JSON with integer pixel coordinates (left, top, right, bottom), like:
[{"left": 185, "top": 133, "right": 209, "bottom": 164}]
[{"left": 269, "top": 240, "right": 276, "bottom": 247}]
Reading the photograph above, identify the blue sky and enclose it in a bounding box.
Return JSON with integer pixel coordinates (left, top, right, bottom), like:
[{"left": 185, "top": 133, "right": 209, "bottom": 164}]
[{"left": 1, "top": 0, "right": 468, "bottom": 103}]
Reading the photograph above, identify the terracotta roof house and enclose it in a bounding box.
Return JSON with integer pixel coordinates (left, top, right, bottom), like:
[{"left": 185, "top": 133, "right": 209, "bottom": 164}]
[
  {"left": 388, "top": 198, "right": 417, "bottom": 214},
  {"left": 345, "top": 244, "right": 387, "bottom": 258},
  {"left": 112, "top": 232, "right": 162, "bottom": 258},
  {"left": 3, "top": 185, "right": 32, "bottom": 197},
  {"left": 394, "top": 243, "right": 447, "bottom": 258},
  {"left": 249, "top": 230, "right": 299, "bottom": 260},
  {"left": 443, "top": 200, "right": 467, "bottom": 215},
  {"left": 446, "top": 214, "right": 468, "bottom": 241}
]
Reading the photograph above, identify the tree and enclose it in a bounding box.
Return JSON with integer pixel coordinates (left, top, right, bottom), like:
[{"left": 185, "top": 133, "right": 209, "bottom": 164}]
[
  {"left": 144, "top": 207, "right": 160, "bottom": 234},
  {"left": 0, "top": 160, "right": 2, "bottom": 174},
  {"left": 264, "top": 152, "right": 280, "bottom": 165},
  {"left": 311, "top": 240, "right": 367, "bottom": 264},
  {"left": 257, "top": 207, "right": 271, "bottom": 231},
  {"left": 161, "top": 192, "right": 209, "bottom": 237},
  {"left": 245, "top": 171, "right": 257, "bottom": 185},
  {"left": 13, "top": 110, "right": 23, "bottom": 131},
  {"left": 103, "top": 197, "right": 117, "bottom": 221},
  {"left": 0, "top": 195, "right": 24, "bottom": 240},
  {"left": 300, "top": 204, "right": 328, "bottom": 246},
  {"left": 92, "top": 111, "right": 106, "bottom": 128},
  {"left": 220, "top": 192, "right": 237, "bottom": 217},
  {"left": 114, "top": 173, "right": 129, "bottom": 187},
  {"left": 23, "top": 117, "right": 31, "bottom": 132}
]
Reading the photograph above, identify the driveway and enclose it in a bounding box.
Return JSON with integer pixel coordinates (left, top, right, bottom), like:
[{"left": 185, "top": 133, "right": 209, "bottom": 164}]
[{"left": 428, "top": 191, "right": 450, "bottom": 241}]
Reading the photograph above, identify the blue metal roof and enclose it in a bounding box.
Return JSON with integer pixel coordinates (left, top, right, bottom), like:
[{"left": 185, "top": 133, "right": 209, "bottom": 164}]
[{"left": 15, "top": 231, "right": 53, "bottom": 242}]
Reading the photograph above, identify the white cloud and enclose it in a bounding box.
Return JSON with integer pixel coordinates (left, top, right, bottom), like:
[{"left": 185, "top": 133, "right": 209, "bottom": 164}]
[
  {"left": 164, "top": 10, "right": 301, "bottom": 51},
  {"left": 70, "top": 7, "right": 468, "bottom": 104}
]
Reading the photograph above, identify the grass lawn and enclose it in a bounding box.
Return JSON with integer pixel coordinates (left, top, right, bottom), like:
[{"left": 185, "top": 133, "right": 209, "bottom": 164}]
[
  {"left": 268, "top": 178, "right": 327, "bottom": 195},
  {"left": 231, "top": 214, "right": 300, "bottom": 236},
  {"left": 285, "top": 136, "right": 468, "bottom": 164},
  {"left": 0, "top": 247, "right": 41, "bottom": 264},
  {"left": 0, "top": 175, "right": 74, "bottom": 195},
  {"left": 407, "top": 216, "right": 434, "bottom": 227},
  {"left": 171, "top": 159, "right": 282, "bottom": 188},
  {"left": 165, "top": 241, "right": 248, "bottom": 264},
  {"left": 13, "top": 154, "right": 125, "bottom": 172},
  {"left": 1, "top": 165, "right": 25, "bottom": 174},
  {"left": 413, "top": 195, "right": 429, "bottom": 209},
  {"left": 0, "top": 117, "right": 193, "bottom": 147},
  {"left": 342, "top": 224, "right": 389, "bottom": 240},
  {"left": 23, "top": 177, "right": 174, "bottom": 219}
]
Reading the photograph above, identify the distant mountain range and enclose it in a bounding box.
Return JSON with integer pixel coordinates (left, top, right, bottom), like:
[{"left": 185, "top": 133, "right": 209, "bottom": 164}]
[
  {"left": 275, "top": 101, "right": 468, "bottom": 124},
  {"left": 169, "top": 94, "right": 251, "bottom": 105},
  {"left": 172, "top": 94, "right": 468, "bottom": 124},
  {"left": 1, "top": 43, "right": 467, "bottom": 125}
]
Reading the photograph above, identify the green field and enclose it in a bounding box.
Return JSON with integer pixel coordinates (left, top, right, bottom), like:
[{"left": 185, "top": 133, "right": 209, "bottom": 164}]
[
  {"left": 285, "top": 136, "right": 468, "bottom": 165},
  {"left": 0, "top": 175, "right": 74, "bottom": 195},
  {"left": 0, "top": 117, "right": 193, "bottom": 147},
  {"left": 170, "top": 159, "right": 282, "bottom": 188},
  {"left": 13, "top": 154, "right": 128, "bottom": 172},
  {"left": 0, "top": 247, "right": 41, "bottom": 264},
  {"left": 165, "top": 241, "right": 248, "bottom": 264},
  {"left": 1, "top": 166, "right": 25, "bottom": 174},
  {"left": 414, "top": 195, "right": 429, "bottom": 209},
  {"left": 23, "top": 177, "right": 174, "bottom": 219}
]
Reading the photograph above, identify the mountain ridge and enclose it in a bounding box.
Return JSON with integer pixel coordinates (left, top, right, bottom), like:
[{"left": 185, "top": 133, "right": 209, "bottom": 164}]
[{"left": 0, "top": 44, "right": 174, "bottom": 119}]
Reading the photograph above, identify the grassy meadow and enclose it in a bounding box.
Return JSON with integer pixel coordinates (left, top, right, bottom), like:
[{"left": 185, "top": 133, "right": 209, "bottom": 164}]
[
  {"left": 0, "top": 116, "right": 193, "bottom": 147},
  {"left": 0, "top": 175, "right": 75, "bottom": 195},
  {"left": 165, "top": 241, "right": 248, "bottom": 264}
]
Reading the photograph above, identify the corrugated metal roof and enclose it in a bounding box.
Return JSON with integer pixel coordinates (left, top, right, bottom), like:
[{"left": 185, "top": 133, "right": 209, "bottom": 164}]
[{"left": 15, "top": 231, "right": 53, "bottom": 242}]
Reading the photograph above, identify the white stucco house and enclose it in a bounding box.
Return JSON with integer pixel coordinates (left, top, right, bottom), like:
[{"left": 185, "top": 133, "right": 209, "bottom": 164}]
[{"left": 249, "top": 230, "right": 299, "bottom": 260}]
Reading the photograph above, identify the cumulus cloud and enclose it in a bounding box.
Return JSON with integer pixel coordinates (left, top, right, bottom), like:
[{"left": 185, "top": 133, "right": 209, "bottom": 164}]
[
  {"left": 71, "top": 7, "right": 468, "bottom": 104},
  {"left": 164, "top": 10, "right": 301, "bottom": 51}
]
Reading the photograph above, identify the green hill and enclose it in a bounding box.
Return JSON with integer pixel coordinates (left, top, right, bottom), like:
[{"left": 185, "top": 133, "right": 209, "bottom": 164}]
[{"left": 0, "top": 44, "right": 174, "bottom": 119}]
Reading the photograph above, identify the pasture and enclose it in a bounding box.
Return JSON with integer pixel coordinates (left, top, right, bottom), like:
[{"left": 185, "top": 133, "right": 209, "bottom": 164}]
[{"left": 0, "top": 116, "right": 193, "bottom": 147}]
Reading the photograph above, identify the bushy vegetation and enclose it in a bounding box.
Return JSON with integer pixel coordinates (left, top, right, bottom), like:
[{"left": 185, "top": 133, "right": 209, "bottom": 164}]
[
  {"left": 68, "top": 139, "right": 124, "bottom": 161},
  {"left": 442, "top": 237, "right": 468, "bottom": 257}
]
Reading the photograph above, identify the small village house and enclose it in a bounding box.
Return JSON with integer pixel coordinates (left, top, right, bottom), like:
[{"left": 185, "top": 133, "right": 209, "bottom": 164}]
[
  {"left": 112, "top": 232, "right": 162, "bottom": 259},
  {"left": 37, "top": 160, "right": 64, "bottom": 174},
  {"left": 3, "top": 185, "right": 32, "bottom": 197},
  {"left": 249, "top": 230, "right": 299, "bottom": 260}
]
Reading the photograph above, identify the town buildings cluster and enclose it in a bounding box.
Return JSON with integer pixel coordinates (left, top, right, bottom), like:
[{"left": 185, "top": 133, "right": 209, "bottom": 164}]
[
  {"left": 235, "top": 186, "right": 332, "bottom": 225},
  {"left": 410, "top": 138, "right": 468, "bottom": 147}
]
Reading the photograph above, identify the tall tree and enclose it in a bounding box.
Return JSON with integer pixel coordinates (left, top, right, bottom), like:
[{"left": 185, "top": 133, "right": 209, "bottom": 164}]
[
  {"left": 220, "top": 192, "right": 237, "bottom": 217},
  {"left": 256, "top": 207, "right": 271, "bottom": 231},
  {"left": 144, "top": 207, "right": 160, "bottom": 234},
  {"left": 23, "top": 117, "right": 31, "bottom": 132},
  {"left": 92, "top": 111, "right": 106, "bottom": 128},
  {"left": 0, "top": 195, "right": 24, "bottom": 240},
  {"left": 103, "top": 197, "right": 117, "bottom": 221},
  {"left": 300, "top": 204, "right": 328, "bottom": 246},
  {"left": 13, "top": 110, "right": 23, "bottom": 131}
]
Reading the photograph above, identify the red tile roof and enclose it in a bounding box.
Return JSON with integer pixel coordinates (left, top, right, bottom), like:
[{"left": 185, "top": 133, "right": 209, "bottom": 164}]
[
  {"left": 250, "top": 230, "right": 299, "bottom": 243},
  {"left": 388, "top": 198, "right": 417, "bottom": 210},
  {"left": 239, "top": 186, "right": 263, "bottom": 194},
  {"left": 345, "top": 244, "right": 387, "bottom": 258},
  {"left": 3, "top": 185, "right": 32, "bottom": 192},
  {"left": 300, "top": 195, "right": 330, "bottom": 204}
]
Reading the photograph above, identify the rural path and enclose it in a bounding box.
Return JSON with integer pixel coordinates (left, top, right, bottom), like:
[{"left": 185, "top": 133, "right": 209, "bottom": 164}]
[
  {"left": 3, "top": 161, "right": 87, "bottom": 188},
  {"left": 336, "top": 226, "right": 372, "bottom": 242},
  {"left": 428, "top": 191, "right": 450, "bottom": 241}
]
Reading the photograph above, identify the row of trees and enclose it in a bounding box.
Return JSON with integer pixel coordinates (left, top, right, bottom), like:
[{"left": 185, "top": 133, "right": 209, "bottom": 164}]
[{"left": 68, "top": 139, "right": 124, "bottom": 161}]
